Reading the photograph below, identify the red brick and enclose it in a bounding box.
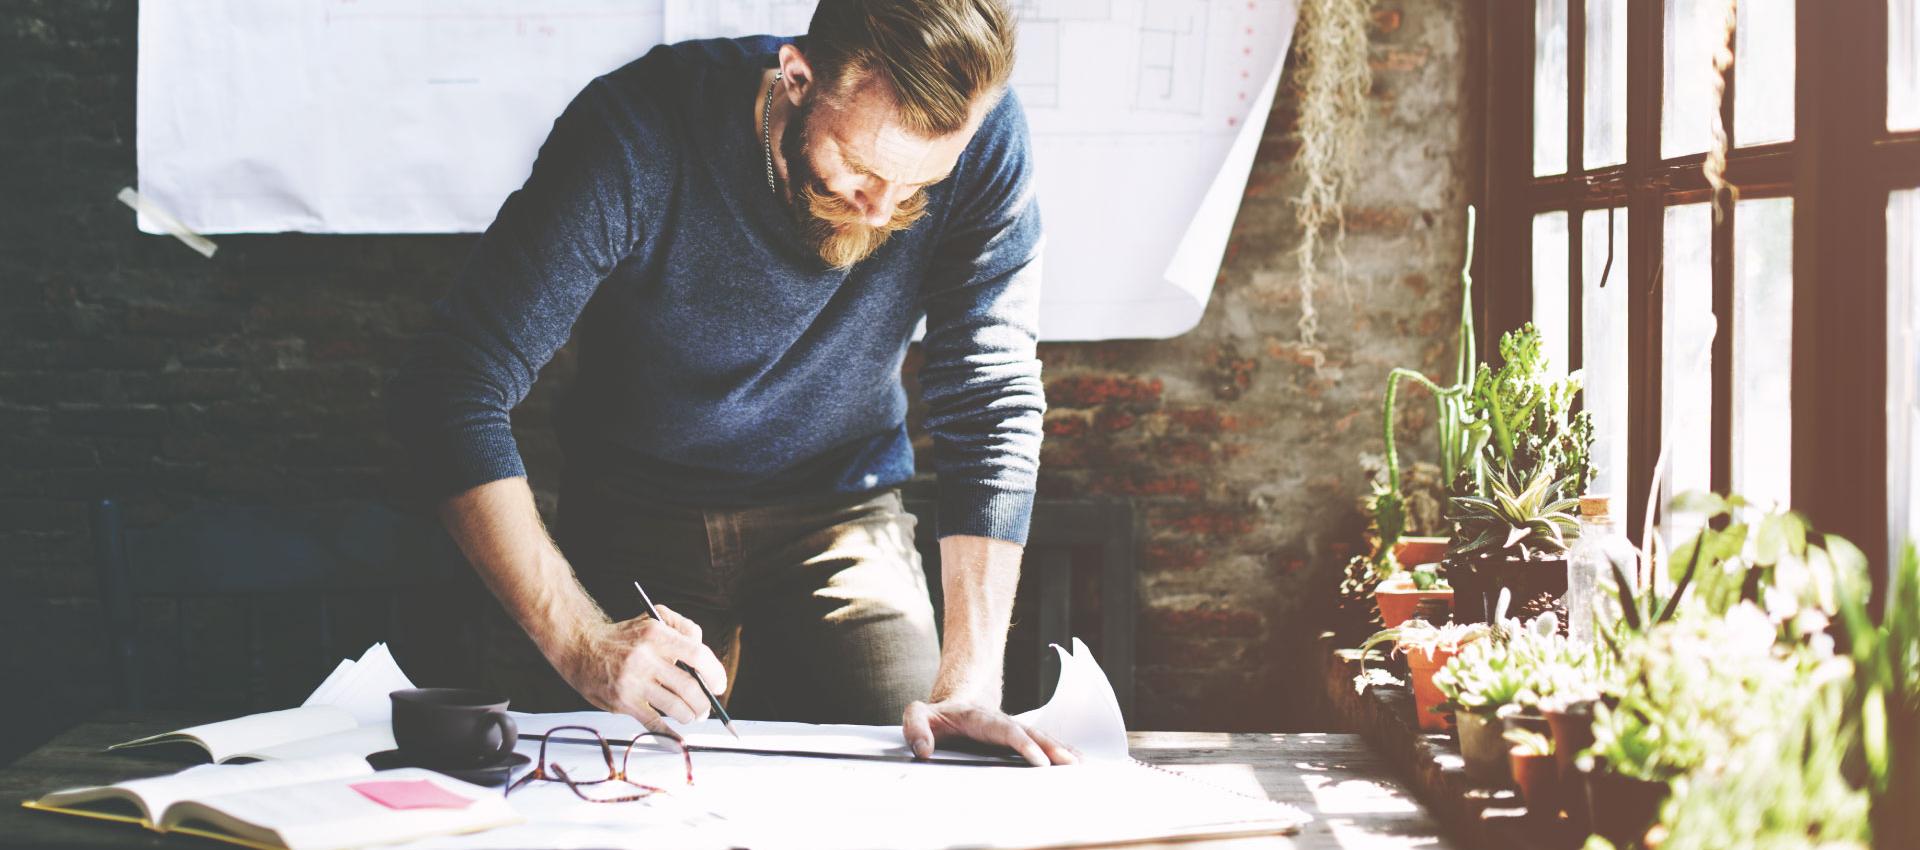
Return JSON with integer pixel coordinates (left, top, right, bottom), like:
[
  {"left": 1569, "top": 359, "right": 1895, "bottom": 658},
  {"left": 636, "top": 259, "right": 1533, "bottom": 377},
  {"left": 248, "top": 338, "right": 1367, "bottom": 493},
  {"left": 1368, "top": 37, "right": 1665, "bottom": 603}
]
[
  {"left": 1371, "top": 8, "right": 1404, "bottom": 33},
  {"left": 1144, "top": 603, "right": 1265, "bottom": 639},
  {"left": 1369, "top": 48, "right": 1430, "bottom": 73},
  {"left": 1166, "top": 407, "right": 1246, "bottom": 434},
  {"left": 1043, "top": 412, "right": 1091, "bottom": 438},
  {"left": 1153, "top": 507, "right": 1255, "bottom": 538},
  {"left": 1142, "top": 543, "right": 1208, "bottom": 573},
  {"left": 1153, "top": 438, "right": 1215, "bottom": 467},
  {"left": 1093, "top": 409, "right": 1136, "bottom": 432},
  {"left": 1089, "top": 472, "right": 1203, "bottom": 499},
  {"left": 1045, "top": 374, "right": 1163, "bottom": 408}
]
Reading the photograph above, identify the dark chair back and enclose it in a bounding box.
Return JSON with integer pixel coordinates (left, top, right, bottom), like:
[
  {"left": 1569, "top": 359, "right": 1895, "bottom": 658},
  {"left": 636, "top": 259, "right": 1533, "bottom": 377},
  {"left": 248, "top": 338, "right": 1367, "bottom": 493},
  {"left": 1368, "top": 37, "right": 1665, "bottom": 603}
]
[
  {"left": 905, "top": 497, "right": 1137, "bottom": 720},
  {"left": 91, "top": 498, "right": 479, "bottom": 712}
]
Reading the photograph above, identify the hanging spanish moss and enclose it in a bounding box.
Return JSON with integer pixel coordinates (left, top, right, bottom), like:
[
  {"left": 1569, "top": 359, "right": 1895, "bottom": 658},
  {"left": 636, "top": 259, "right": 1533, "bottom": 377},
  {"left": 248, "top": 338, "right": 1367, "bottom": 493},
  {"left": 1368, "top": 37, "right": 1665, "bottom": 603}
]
[
  {"left": 1290, "top": 0, "right": 1373, "bottom": 350},
  {"left": 1704, "top": 0, "right": 1738, "bottom": 221}
]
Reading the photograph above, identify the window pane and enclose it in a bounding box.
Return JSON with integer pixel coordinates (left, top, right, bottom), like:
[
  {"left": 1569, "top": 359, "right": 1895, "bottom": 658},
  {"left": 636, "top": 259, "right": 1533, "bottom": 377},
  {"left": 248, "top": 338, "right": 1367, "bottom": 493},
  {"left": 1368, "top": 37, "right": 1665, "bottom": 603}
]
[
  {"left": 1583, "top": 207, "right": 1631, "bottom": 502},
  {"left": 1534, "top": 211, "right": 1572, "bottom": 376},
  {"left": 1663, "top": 0, "right": 1723, "bottom": 158},
  {"left": 1536, "top": 0, "right": 1570, "bottom": 175},
  {"left": 1733, "top": 198, "right": 1793, "bottom": 508},
  {"left": 1891, "top": 189, "right": 1920, "bottom": 557},
  {"left": 1894, "top": 0, "right": 1920, "bottom": 131},
  {"left": 1734, "top": 0, "right": 1794, "bottom": 144},
  {"left": 1586, "top": 0, "right": 1628, "bottom": 167},
  {"left": 1663, "top": 203, "right": 1716, "bottom": 534}
]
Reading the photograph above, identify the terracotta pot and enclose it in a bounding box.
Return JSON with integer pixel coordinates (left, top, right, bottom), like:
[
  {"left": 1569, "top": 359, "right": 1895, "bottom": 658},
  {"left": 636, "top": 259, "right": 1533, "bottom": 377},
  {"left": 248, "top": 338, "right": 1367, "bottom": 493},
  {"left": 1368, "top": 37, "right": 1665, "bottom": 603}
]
[
  {"left": 1402, "top": 645, "right": 1457, "bottom": 732},
  {"left": 1584, "top": 768, "right": 1670, "bottom": 848},
  {"left": 1392, "top": 536, "right": 1450, "bottom": 567},
  {"left": 1456, "top": 710, "right": 1511, "bottom": 785},
  {"left": 1446, "top": 555, "right": 1569, "bottom": 628},
  {"left": 1509, "top": 750, "right": 1562, "bottom": 819},
  {"left": 1544, "top": 699, "right": 1598, "bottom": 831},
  {"left": 1374, "top": 585, "right": 1454, "bottom": 629}
]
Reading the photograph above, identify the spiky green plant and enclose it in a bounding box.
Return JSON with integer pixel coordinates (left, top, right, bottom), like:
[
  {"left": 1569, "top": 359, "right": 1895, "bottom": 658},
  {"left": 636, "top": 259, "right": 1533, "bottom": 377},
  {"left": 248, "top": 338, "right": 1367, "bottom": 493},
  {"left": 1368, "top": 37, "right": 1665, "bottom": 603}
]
[{"left": 1446, "top": 464, "right": 1581, "bottom": 563}]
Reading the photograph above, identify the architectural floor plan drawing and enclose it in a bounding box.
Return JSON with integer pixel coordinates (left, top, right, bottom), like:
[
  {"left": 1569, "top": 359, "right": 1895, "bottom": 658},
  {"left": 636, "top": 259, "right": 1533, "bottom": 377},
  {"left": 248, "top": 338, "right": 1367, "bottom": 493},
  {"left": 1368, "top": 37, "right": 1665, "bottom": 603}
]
[{"left": 135, "top": 0, "right": 1298, "bottom": 341}]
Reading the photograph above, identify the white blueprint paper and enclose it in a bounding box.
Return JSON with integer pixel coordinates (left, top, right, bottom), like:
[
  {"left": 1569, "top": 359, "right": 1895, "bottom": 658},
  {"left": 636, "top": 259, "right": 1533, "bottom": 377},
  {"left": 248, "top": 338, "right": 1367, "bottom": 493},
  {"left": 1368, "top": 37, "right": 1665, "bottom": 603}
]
[
  {"left": 664, "top": 0, "right": 1301, "bottom": 340},
  {"left": 136, "top": 0, "right": 1297, "bottom": 340}
]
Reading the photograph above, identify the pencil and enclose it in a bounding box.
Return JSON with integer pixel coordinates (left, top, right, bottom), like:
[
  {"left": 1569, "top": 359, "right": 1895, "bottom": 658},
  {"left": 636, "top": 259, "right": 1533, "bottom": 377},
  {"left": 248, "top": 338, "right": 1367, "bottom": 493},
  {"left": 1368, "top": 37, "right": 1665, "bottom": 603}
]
[{"left": 632, "top": 581, "right": 740, "bottom": 740}]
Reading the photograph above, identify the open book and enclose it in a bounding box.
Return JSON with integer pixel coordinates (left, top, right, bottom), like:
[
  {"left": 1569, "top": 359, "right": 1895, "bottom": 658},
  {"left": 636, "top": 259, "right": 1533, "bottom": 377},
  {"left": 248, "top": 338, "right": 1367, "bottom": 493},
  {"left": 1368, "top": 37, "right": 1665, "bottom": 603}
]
[
  {"left": 23, "top": 756, "right": 521, "bottom": 850},
  {"left": 108, "top": 643, "right": 412, "bottom": 762}
]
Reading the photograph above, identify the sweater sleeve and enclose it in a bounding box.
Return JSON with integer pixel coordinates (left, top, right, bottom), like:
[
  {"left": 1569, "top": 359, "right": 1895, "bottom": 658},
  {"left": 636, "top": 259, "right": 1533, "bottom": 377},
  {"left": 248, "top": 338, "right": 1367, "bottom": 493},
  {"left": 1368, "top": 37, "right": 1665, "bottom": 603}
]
[
  {"left": 918, "top": 91, "right": 1047, "bottom": 545},
  {"left": 385, "top": 77, "right": 663, "bottom": 501}
]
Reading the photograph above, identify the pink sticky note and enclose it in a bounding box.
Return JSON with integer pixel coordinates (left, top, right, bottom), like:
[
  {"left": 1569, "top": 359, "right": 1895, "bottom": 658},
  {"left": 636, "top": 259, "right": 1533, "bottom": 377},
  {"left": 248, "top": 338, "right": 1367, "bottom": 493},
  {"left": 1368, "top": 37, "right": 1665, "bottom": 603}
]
[{"left": 351, "top": 779, "right": 475, "bottom": 811}]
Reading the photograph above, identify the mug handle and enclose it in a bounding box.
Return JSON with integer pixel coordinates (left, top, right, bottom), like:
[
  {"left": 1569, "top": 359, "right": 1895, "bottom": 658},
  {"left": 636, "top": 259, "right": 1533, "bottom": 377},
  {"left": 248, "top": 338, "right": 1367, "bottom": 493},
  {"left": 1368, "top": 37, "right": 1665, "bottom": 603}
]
[{"left": 488, "top": 712, "right": 519, "bottom": 762}]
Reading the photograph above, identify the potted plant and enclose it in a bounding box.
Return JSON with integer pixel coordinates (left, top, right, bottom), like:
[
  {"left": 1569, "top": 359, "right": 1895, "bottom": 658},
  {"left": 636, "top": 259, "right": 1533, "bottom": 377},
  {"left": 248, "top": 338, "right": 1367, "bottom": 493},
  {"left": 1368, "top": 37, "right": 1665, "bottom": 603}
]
[
  {"left": 1373, "top": 563, "right": 1452, "bottom": 629},
  {"left": 1339, "top": 210, "right": 1480, "bottom": 641},
  {"left": 1355, "top": 619, "right": 1491, "bottom": 732},
  {"left": 1432, "top": 633, "right": 1542, "bottom": 784},
  {"left": 1504, "top": 727, "right": 1561, "bottom": 821},
  {"left": 1444, "top": 463, "right": 1580, "bottom": 626}
]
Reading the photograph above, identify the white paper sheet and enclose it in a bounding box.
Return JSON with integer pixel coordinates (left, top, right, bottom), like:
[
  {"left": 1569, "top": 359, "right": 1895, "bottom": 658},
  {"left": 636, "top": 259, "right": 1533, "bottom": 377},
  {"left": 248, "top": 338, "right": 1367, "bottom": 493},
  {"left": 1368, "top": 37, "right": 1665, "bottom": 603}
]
[
  {"left": 514, "top": 638, "right": 1127, "bottom": 765},
  {"left": 136, "top": 1, "right": 1297, "bottom": 341},
  {"left": 302, "top": 642, "right": 417, "bottom": 727},
  {"left": 663, "top": 0, "right": 1300, "bottom": 340},
  {"left": 483, "top": 637, "right": 1306, "bottom": 849},
  {"left": 135, "top": 0, "right": 666, "bottom": 235}
]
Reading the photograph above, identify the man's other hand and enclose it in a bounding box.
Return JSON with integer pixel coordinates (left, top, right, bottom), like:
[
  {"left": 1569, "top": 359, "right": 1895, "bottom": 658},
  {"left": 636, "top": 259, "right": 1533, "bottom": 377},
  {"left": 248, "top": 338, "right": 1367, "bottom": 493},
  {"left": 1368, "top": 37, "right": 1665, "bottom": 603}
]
[
  {"left": 558, "top": 604, "right": 728, "bottom": 731},
  {"left": 901, "top": 699, "right": 1078, "bottom": 766}
]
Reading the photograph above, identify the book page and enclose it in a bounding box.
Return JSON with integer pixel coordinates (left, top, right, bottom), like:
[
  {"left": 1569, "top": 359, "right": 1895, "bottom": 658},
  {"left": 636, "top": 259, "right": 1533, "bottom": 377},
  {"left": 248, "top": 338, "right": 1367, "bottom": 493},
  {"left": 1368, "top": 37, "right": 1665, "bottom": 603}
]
[
  {"left": 162, "top": 768, "right": 521, "bottom": 850},
  {"left": 110, "top": 705, "right": 357, "bottom": 763},
  {"left": 32, "top": 755, "right": 371, "bottom": 827},
  {"left": 239, "top": 724, "right": 395, "bottom": 762}
]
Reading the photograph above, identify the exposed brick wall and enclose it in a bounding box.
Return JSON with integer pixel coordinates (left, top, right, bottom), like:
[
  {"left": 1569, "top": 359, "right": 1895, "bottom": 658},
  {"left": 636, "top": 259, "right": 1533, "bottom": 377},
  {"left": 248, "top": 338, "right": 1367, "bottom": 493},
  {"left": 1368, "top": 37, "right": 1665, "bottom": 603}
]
[{"left": 0, "top": 1, "right": 1469, "bottom": 757}]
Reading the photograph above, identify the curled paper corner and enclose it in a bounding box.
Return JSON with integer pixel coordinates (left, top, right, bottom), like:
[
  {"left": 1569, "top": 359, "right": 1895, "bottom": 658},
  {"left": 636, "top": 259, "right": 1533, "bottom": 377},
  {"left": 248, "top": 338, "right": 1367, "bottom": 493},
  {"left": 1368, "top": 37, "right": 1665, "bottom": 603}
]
[{"left": 117, "top": 187, "right": 217, "bottom": 258}]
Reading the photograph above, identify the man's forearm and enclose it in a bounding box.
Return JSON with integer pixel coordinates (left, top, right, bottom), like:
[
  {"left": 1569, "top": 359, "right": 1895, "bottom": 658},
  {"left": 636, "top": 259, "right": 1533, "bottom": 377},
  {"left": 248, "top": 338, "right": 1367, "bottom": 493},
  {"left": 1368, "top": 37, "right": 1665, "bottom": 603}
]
[
  {"left": 437, "top": 476, "right": 604, "bottom": 665},
  {"left": 930, "top": 533, "right": 1024, "bottom": 706}
]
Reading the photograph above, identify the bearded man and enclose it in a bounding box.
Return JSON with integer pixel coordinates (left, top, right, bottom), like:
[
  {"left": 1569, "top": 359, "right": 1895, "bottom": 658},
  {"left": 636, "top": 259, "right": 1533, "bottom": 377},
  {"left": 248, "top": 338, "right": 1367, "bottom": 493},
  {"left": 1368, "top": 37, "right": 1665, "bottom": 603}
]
[{"left": 386, "top": 0, "right": 1068, "bottom": 764}]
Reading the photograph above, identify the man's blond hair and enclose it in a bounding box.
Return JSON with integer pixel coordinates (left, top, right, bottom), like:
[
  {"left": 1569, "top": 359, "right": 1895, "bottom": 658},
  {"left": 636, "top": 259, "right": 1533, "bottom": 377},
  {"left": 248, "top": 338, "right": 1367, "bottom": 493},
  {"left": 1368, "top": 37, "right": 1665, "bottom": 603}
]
[{"left": 804, "top": 0, "right": 1018, "bottom": 136}]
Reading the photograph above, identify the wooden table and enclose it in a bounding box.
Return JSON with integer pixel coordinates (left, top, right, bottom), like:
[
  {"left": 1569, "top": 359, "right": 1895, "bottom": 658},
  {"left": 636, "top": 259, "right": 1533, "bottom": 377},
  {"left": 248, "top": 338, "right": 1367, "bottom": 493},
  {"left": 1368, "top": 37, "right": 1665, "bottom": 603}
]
[{"left": 1, "top": 713, "right": 1451, "bottom": 849}]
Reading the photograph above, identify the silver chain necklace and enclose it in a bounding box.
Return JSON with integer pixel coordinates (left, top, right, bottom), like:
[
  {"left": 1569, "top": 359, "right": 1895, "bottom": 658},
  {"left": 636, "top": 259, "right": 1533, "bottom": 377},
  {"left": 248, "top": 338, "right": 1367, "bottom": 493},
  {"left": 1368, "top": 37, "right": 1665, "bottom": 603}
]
[{"left": 762, "top": 71, "right": 782, "bottom": 195}]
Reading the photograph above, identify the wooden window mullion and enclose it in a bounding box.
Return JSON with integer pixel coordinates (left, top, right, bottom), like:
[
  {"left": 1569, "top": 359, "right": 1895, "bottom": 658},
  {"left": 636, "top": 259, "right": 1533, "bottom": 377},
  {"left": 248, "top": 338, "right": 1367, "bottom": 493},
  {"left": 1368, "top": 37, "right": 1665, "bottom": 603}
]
[
  {"left": 1710, "top": 29, "right": 1736, "bottom": 497},
  {"left": 1625, "top": 0, "right": 1665, "bottom": 540},
  {"left": 1793, "top": 0, "right": 1891, "bottom": 594},
  {"left": 1568, "top": 0, "right": 1588, "bottom": 374}
]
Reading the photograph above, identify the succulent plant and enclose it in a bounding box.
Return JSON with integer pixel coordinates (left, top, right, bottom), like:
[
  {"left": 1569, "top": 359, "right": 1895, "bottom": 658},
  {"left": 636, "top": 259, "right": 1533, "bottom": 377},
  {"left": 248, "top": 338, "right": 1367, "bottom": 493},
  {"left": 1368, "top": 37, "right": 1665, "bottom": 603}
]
[{"left": 1446, "top": 463, "right": 1580, "bottom": 563}]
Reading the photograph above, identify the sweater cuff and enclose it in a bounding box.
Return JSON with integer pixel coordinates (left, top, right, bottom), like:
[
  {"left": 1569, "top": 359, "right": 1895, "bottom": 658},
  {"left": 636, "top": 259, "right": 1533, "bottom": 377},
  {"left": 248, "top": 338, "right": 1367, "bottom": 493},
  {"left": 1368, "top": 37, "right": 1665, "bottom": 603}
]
[
  {"left": 413, "top": 424, "right": 527, "bottom": 501},
  {"left": 937, "top": 483, "right": 1035, "bottom": 545}
]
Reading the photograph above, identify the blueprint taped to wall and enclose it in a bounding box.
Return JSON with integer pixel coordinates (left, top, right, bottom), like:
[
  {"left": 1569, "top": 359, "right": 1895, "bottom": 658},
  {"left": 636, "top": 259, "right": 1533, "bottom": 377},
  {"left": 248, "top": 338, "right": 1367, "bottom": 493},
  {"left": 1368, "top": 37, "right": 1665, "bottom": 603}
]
[{"left": 136, "top": 0, "right": 1298, "bottom": 340}]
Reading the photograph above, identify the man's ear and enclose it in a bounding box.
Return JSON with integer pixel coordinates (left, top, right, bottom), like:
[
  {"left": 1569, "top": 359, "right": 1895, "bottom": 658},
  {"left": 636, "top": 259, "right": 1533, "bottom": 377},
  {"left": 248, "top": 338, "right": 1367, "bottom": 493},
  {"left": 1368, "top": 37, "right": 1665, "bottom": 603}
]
[{"left": 776, "top": 43, "right": 814, "bottom": 107}]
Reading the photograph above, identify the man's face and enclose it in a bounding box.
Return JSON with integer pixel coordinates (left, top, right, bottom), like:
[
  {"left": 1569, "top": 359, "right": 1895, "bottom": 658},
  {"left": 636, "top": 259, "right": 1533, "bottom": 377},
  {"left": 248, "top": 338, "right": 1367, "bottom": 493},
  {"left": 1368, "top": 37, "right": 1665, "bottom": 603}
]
[{"left": 782, "top": 74, "right": 984, "bottom": 269}]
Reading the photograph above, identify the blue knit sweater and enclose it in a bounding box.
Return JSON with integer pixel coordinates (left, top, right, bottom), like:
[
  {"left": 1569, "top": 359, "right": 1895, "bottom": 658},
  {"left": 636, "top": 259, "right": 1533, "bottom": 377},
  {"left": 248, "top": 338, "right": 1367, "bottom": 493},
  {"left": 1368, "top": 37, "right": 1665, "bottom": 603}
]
[{"left": 385, "top": 36, "right": 1045, "bottom": 544}]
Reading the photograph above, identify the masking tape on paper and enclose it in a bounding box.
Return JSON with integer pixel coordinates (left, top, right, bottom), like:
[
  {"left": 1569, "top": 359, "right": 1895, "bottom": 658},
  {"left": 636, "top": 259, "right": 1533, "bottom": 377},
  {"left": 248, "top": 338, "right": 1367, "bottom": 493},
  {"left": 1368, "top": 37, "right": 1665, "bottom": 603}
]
[{"left": 117, "top": 187, "right": 217, "bottom": 258}]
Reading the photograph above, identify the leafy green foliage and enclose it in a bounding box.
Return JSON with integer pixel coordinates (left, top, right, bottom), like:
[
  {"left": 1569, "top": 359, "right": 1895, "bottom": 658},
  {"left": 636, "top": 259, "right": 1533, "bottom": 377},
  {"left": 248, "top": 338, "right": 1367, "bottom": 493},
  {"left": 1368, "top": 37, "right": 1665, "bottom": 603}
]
[
  {"left": 1458, "top": 323, "right": 1595, "bottom": 502},
  {"left": 1431, "top": 604, "right": 1602, "bottom": 717},
  {"left": 1832, "top": 542, "right": 1920, "bottom": 846},
  {"left": 1446, "top": 464, "right": 1582, "bottom": 562},
  {"left": 1366, "top": 208, "right": 1479, "bottom": 569}
]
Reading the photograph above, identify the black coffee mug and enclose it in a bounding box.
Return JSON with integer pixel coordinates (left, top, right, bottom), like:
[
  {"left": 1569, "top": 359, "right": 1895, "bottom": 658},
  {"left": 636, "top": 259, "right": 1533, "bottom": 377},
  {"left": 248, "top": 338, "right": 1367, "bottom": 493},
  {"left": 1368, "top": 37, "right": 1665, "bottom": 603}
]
[{"left": 389, "top": 688, "right": 519, "bottom": 768}]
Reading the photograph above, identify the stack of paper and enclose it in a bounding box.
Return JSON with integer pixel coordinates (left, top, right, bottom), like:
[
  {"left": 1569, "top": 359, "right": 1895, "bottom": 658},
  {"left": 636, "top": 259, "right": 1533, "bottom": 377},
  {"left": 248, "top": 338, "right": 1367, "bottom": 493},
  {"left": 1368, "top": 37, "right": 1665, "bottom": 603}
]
[
  {"left": 302, "top": 643, "right": 417, "bottom": 725},
  {"left": 108, "top": 644, "right": 413, "bottom": 763}
]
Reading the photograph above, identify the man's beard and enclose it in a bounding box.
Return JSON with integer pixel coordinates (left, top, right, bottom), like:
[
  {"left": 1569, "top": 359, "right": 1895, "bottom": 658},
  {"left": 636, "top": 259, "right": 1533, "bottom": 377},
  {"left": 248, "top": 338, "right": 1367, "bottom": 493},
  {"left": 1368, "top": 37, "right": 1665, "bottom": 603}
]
[{"left": 781, "top": 101, "right": 929, "bottom": 270}]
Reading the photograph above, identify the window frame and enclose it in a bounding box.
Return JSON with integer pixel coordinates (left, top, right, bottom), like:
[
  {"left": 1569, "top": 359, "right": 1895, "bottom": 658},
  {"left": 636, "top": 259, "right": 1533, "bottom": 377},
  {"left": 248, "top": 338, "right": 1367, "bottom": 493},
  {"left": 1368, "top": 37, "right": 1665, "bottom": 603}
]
[{"left": 1478, "top": 0, "right": 1920, "bottom": 606}]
